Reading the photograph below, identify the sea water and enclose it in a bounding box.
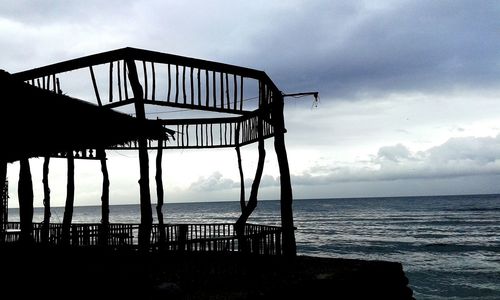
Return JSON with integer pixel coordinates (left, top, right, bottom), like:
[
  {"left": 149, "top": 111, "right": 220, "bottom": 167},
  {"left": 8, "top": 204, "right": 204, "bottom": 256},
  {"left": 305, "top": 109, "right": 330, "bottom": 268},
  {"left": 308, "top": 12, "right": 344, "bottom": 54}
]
[{"left": 8, "top": 194, "right": 500, "bottom": 299}]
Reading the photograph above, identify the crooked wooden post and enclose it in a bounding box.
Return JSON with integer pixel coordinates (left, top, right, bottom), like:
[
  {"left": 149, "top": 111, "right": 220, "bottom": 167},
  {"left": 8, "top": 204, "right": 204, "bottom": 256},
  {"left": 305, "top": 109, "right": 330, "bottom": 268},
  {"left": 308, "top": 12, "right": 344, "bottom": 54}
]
[
  {"left": 235, "top": 124, "right": 245, "bottom": 212},
  {"left": 155, "top": 137, "right": 166, "bottom": 247},
  {"left": 62, "top": 151, "right": 75, "bottom": 246},
  {"left": 235, "top": 115, "right": 265, "bottom": 252},
  {"left": 272, "top": 92, "right": 297, "bottom": 256},
  {"left": 97, "top": 148, "right": 109, "bottom": 246},
  {"left": 42, "top": 157, "right": 51, "bottom": 244},
  {"left": 0, "top": 161, "right": 7, "bottom": 241},
  {"left": 18, "top": 158, "right": 34, "bottom": 244},
  {"left": 126, "top": 59, "right": 153, "bottom": 251}
]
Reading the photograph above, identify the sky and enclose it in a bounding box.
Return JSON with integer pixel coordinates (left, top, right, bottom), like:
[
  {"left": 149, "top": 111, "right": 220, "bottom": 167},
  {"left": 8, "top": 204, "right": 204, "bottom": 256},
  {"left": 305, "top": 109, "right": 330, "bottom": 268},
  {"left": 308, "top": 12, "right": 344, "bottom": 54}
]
[{"left": 2, "top": 0, "right": 500, "bottom": 207}]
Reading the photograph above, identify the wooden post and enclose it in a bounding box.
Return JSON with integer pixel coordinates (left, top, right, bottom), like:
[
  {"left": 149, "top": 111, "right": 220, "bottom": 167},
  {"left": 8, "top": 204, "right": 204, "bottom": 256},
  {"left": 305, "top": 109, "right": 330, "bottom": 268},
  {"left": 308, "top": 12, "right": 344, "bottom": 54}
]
[
  {"left": 272, "top": 92, "right": 297, "bottom": 256},
  {"left": 155, "top": 138, "right": 166, "bottom": 247},
  {"left": 62, "top": 151, "right": 75, "bottom": 246},
  {"left": 42, "top": 156, "right": 51, "bottom": 244},
  {"left": 97, "top": 148, "right": 109, "bottom": 246},
  {"left": 126, "top": 59, "right": 153, "bottom": 251},
  {"left": 235, "top": 124, "right": 245, "bottom": 212},
  {"left": 235, "top": 116, "right": 265, "bottom": 252},
  {"left": 18, "top": 158, "right": 34, "bottom": 244},
  {"left": 1, "top": 160, "right": 7, "bottom": 241}
]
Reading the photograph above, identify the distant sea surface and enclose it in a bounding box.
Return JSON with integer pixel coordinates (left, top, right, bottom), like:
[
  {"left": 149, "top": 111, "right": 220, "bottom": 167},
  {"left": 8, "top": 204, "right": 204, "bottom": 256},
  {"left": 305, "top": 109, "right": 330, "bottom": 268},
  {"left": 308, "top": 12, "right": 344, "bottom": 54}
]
[{"left": 8, "top": 194, "right": 500, "bottom": 299}]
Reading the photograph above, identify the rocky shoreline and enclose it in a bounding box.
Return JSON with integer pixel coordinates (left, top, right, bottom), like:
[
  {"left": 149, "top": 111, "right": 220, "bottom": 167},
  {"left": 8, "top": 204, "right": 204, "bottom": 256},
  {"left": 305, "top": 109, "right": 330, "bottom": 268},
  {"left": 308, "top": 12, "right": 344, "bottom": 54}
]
[{"left": 1, "top": 245, "right": 413, "bottom": 299}]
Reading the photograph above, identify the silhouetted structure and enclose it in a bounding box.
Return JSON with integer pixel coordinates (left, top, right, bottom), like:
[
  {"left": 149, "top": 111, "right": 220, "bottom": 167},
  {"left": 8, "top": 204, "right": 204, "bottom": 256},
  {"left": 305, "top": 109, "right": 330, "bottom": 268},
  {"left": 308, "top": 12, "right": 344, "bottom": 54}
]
[
  {"left": 0, "top": 179, "right": 6, "bottom": 240},
  {"left": 0, "top": 48, "right": 296, "bottom": 256}
]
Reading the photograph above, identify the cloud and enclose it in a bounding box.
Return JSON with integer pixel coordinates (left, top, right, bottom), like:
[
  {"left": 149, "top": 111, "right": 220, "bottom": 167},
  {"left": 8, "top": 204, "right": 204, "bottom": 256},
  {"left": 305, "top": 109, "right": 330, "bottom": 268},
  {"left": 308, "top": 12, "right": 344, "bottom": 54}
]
[
  {"left": 233, "top": 1, "right": 500, "bottom": 98},
  {"left": 376, "top": 144, "right": 412, "bottom": 163},
  {"left": 1, "top": 1, "right": 498, "bottom": 98},
  {"left": 189, "top": 171, "right": 238, "bottom": 192},
  {"left": 293, "top": 134, "right": 500, "bottom": 185},
  {"left": 190, "top": 172, "right": 280, "bottom": 193}
]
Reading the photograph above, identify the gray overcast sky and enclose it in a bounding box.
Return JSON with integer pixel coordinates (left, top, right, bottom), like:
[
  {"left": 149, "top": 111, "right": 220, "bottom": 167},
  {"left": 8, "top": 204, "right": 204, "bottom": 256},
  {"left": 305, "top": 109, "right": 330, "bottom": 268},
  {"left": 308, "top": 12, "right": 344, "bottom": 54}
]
[{"left": 2, "top": 0, "right": 500, "bottom": 207}]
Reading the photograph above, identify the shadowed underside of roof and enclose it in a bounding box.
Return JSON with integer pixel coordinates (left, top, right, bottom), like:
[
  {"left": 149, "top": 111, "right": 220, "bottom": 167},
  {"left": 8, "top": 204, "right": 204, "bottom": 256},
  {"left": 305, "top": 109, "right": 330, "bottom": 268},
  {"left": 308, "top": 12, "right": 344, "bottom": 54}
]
[{"left": 0, "top": 70, "right": 172, "bottom": 162}]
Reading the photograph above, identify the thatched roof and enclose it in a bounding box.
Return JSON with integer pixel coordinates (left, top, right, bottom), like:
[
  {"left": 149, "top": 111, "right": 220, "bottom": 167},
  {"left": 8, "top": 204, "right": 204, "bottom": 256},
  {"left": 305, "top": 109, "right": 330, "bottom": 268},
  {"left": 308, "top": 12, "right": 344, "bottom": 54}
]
[{"left": 0, "top": 70, "right": 173, "bottom": 162}]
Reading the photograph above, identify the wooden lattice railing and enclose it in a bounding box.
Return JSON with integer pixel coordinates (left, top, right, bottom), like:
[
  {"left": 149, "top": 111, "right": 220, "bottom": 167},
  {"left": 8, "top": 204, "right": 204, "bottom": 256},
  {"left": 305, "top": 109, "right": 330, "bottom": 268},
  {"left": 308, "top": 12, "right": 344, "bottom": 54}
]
[
  {"left": 1, "top": 222, "right": 283, "bottom": 255},
  {"left": 11, "top": 47, "right": 281, "bottom": 152}
]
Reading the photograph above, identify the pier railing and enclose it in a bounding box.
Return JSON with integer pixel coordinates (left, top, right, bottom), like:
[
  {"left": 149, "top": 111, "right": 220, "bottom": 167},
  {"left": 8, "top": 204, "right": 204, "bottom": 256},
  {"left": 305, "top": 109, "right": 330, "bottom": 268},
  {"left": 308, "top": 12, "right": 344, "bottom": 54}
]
[{"left": 1, "top": 222, "right": 282, "bottom": 255}]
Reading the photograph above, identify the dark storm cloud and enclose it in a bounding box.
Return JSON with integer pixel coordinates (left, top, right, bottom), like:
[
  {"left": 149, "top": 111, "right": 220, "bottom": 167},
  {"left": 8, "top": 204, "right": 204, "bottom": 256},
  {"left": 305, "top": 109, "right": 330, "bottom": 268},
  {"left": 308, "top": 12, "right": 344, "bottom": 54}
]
[
  {"left": 0, "top": 1, "right": 133, "bottom": 25},
  {"left": 235, "top": 1, "right": 500, "bottom": 98},
  {"left": 2, "top": 1, "right": 497, "bottom": 99}
]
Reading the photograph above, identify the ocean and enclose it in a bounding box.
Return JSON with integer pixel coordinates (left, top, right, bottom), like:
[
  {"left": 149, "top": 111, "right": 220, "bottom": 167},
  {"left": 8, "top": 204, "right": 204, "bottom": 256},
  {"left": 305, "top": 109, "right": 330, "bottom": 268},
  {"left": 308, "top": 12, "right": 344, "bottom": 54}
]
[{"left": 7, "top": 194, "right": 500, "bottom": 299}]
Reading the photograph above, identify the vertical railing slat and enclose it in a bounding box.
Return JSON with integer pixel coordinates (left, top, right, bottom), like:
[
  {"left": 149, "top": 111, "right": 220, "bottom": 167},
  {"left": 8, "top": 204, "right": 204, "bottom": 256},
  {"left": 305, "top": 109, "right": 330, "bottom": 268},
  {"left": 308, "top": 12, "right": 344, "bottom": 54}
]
[
  {"left": 197, "top": 68, "right": 201, "bottom": 106},
  {"left": 182, "top": 65, "right": 187, "bottom": 104},
  {"left": 225, "top": 73, "right": 230, "bottom": 109},
  {"left": 117, "top": 60, "right": 122, "bottom": 101},
  {"left": 190, "top": 67, "right": 194, "bottom": 105},
  {"left": 175, "top": 65, "right": 179, "bottom": 103},
  {"left": 151, "top": 61, "right": 156, "bottom": 101},
  {"left": 109, "top": 61, "right": 113, "bottom": 103},
  {"left": 212, "top": 71, "right": 216, "bottom": 108},
  {"left": 205, "top": 69, "right": 209, "bottom": 106},
  {"left": 89, "top": 65, "right": 102, "bottom": 106},
  {"left": 143, "top": 60, "right": 148, "bottom": 100},
  {"left": 233, "top": 74, "right": 238, "bottom": 110},
  {"left": 167, "top": 64, "right": 171, "bottom": 101}
]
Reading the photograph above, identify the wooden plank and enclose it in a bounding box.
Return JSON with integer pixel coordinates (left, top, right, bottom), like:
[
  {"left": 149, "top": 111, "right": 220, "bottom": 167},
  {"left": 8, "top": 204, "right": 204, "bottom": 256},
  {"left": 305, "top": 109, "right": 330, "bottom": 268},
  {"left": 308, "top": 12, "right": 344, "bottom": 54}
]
[
  {"left": 195, "top": 124, "right": 199, "bottom": 146},
  {"left": 151, "top": 61, "right": 156, "bottom": 101},
  {"left": 182, "top": 65, "right": 187, "bottom": 103},
  {"left": 117, "top": 60, "right": 122, "bottom": 101},
  {"left": 52, "top": 74, "right": 57, "bottom": 93},
  {"left": 143, "top": 61, "right": 148, "bottom": 100},
  {"left": 56, "top": 78, "right": 61, "bottom": 94},
  {"left": 190, "top": 67, "right": 194, "bottom": 105},
  {"left": 205, "top": 69, "right": 209, "bottom": 106},
  {"left": 234, "top": 74, "right": 238, "bottom": 110},
  {"left": 123, "top": 60, "right": 129, "bottom": 99},
  {"left": 89, "top": 66, "right": 103, "bottom": 107},
  {"left": 109, "top": 62, "right": 113, "bottom": 103},
  {"left": 197, "top": 68, "right": 201, "bottom": 106},
  {"left": 210, "top": 124, "right": 213, "bottom": 146},
  {"left": 105, "top": 99, "right": 252, "bottom": 115},
  {"left": 167, "top": 64, "right": 171, "bottom": 101},
  {"left": 229, "top": 123, "right": 233, "bottom": 145},
  {"left": 220, "top": 72, "right": 224, "bottom": 108},
  {"left": 224, "top": 123, "right": 228, "bottom": 145},
  {"left": 212, "top": 71, "right": 216, "bottom": 108},
  {"left": 226, "top": 73, "right": 230, "bottom": 109},
  {"left": 175, "top": 65, "right": 179, "bottom": 103},
  {"left": 13, "top": 47, "right": 267, "bottom": 82}
]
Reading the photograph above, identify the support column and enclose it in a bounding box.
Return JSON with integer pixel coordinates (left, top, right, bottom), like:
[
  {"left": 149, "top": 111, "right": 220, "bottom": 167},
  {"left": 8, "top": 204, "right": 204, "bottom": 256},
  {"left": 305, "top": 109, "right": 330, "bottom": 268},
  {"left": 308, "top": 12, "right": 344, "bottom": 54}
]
[
  {"left": 1, "top": 160, "right": 7, "bottom": 241},
  {"left": 18, "top": 158, "right": 34, "bottom": 244},
  {"left": 235, "top": 124, "right": 245, "bottom": 212},
  {"left": 126, "top": 59, "right": 152, "bottom": 251},
  {"left": 42, "top": 157, "right": 51, "bottom": 244},
  {"left": 155, "top": 138, "right": 166, "bottom": 246},
  {"left": 98, "top": 148, "right": 109, "bottom": 246},
  {"left": 235, "top": 117, "right": 265, "bottom": 252},
  {"left": 273, "top": 93, "right": 297, "bottom": 257},
  {"left": 62, "top": 151, "right": 75, "bottom": 245}
]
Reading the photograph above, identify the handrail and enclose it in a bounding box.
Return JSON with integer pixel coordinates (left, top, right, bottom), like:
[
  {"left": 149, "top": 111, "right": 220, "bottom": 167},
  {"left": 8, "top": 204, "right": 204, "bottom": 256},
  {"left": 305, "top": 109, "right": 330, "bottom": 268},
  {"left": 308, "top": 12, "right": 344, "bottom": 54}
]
[
  {"left": 1, "top": 222, "right": 282, "bottom": 255},
  {"left": 12, "top": 47, "right": 267, "bottom": 82}
]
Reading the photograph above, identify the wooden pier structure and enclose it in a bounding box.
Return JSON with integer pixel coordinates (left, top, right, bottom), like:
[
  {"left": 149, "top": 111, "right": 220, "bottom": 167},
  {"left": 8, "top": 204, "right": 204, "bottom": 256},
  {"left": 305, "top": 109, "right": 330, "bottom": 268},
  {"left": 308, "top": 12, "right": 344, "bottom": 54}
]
[{"left": 0, "top": 48, "right": 296, "bottom": 256}]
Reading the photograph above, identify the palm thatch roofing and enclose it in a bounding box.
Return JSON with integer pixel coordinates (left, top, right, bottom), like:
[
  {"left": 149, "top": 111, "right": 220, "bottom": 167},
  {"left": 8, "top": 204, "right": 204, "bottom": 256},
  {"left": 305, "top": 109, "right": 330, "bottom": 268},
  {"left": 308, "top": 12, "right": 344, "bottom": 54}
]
[{"left": 0, "top": 70, "right": 173, "bottom": 162}]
